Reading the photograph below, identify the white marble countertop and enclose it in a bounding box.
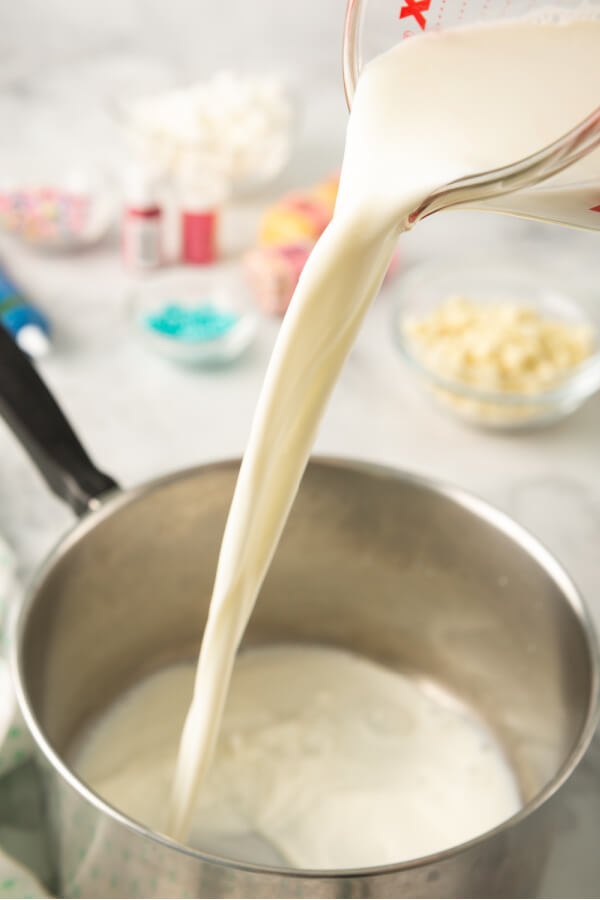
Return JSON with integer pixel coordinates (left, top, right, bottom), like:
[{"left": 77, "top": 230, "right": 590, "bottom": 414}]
[{"left": 0, "top": 26, "right": 599, "bottom": 894}]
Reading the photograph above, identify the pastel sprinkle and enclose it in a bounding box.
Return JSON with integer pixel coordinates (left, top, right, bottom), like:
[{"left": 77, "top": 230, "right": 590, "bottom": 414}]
[{"left": 0, "top": 188, "right": 90, "bottom": 245}]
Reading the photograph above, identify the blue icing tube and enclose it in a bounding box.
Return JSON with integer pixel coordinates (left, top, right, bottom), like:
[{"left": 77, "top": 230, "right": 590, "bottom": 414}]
[{"left": 0, "top": 267, "right": 51, "bottom": 358}]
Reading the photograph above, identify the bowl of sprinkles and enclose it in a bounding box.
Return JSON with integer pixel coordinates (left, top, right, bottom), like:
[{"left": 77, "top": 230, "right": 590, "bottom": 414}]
[
  {"left": 0, "top": 167, "right": 116, "bottom": 251},
  {"left": 393, "top": 257, "right": 600, "bottom": 429}
]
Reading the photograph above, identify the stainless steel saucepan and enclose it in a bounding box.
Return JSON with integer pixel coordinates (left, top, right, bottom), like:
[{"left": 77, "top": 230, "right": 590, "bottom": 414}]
[{"left": 0, "top": 326, "right": 598, "bottom": 898}]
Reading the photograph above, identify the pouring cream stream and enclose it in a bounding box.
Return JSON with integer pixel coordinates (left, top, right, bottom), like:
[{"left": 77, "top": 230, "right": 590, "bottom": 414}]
[{"left": 169, "top": 20, "right": 600, "bottom": 841}]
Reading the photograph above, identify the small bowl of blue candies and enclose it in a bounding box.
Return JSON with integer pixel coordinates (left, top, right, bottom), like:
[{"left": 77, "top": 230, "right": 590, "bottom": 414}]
[{"left": 131, "top": 272, "right": 257, "bottom": 366}]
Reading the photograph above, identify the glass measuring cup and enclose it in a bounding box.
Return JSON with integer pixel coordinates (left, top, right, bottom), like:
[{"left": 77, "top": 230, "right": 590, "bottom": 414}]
[{"left": 343, "top": 0, "right": 600, "bottom": 230}]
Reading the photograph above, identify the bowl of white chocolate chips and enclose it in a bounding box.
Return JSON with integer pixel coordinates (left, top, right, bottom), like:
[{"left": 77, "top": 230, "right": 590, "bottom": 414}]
[{"left": 393, "top": 258, "right": 600, "bottom": 429}]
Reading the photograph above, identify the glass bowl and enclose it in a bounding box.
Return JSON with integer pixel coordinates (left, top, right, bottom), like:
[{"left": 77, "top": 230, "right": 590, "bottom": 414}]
[
  {"left": 129, "top": 271, "right": 257, "bottom": 367},
  {"left": 392, "top": 258, "right": 600, "bottom": 430},
  {"left": 0, "top": 164, "right": 117, "bottom": 252},
  {"left": 112, "top": 71, "right": 299, "bottom": 198}
]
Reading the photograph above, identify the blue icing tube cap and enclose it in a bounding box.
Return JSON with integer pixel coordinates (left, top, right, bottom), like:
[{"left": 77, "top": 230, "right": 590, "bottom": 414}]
[
  {"left": 145, "top": 303, "right": 239, "bottom": 343},
  {"left": 1, "top": 304, "right": 51, "bottom": 357},
  {"left": 2, "top": 305, "right": 50, "bottom": 336},
  {"left": 0, "top": 263, "right": 52, "bottom": 358}
]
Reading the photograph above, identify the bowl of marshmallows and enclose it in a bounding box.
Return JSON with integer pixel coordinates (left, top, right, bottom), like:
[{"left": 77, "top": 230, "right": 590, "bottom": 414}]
[{"left": 117, "top": 70, "right": 297, "bottom": 196}]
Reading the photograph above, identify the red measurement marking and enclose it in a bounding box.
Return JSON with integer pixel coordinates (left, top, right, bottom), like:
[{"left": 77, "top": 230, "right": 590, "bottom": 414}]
[
  {"left": 399, "top": 0, "right": 431, "bottom": 30},
  {"left": 590, "top": 204, "right": 600, "bottom": 212}
]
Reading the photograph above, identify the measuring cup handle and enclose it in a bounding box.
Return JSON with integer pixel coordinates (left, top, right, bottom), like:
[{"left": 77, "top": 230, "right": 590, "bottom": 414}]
[{"left": 0, "top": 325, "right": 118, "bottom": 515}]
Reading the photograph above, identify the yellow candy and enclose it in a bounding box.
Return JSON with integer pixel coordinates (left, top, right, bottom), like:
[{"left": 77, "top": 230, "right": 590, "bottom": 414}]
[
  {"left": 259, "top": 203, "right": 322, "bottom": 247},
  {"left": 258, "top": 176, "right": 340, "bottom": 247}
]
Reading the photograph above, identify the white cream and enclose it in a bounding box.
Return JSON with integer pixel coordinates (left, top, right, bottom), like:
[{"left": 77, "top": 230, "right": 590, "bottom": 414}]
[
  {"left": 169, "top": 20, "right": 600, "bottom": 844},
  {"left": 73, "top": 647, "right": 521, "bottom": 869}
]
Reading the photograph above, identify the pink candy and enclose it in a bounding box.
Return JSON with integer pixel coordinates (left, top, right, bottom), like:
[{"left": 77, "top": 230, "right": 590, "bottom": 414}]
[{"left": 243, "top": 242, "right": 314, "bottom": 316}]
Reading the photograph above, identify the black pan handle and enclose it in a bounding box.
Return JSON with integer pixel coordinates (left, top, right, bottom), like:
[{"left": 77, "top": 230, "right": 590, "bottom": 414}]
[{"left": 0, "top": 325, "right": 118, "bottom": 516}]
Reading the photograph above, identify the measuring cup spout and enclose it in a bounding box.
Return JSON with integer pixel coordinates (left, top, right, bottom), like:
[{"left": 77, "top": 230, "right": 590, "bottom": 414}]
[{"left": 408, "top": 107, "right": 600, "bottom": 226}]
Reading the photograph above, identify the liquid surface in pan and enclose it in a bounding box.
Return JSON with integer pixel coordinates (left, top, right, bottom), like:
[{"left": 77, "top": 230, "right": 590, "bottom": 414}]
[{"left": 73, "top": 645, "right": 521, "bottom": 869}]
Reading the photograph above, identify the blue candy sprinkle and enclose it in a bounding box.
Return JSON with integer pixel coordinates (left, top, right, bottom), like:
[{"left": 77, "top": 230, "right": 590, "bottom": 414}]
[{"left": 144, "top": 302, "right": 239, "bottom": 343}]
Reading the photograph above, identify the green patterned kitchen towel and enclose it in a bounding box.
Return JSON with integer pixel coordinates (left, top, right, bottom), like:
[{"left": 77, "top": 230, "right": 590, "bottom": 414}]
[{"left": 0, "top": 536, "right": 51, "bottom": 899}]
